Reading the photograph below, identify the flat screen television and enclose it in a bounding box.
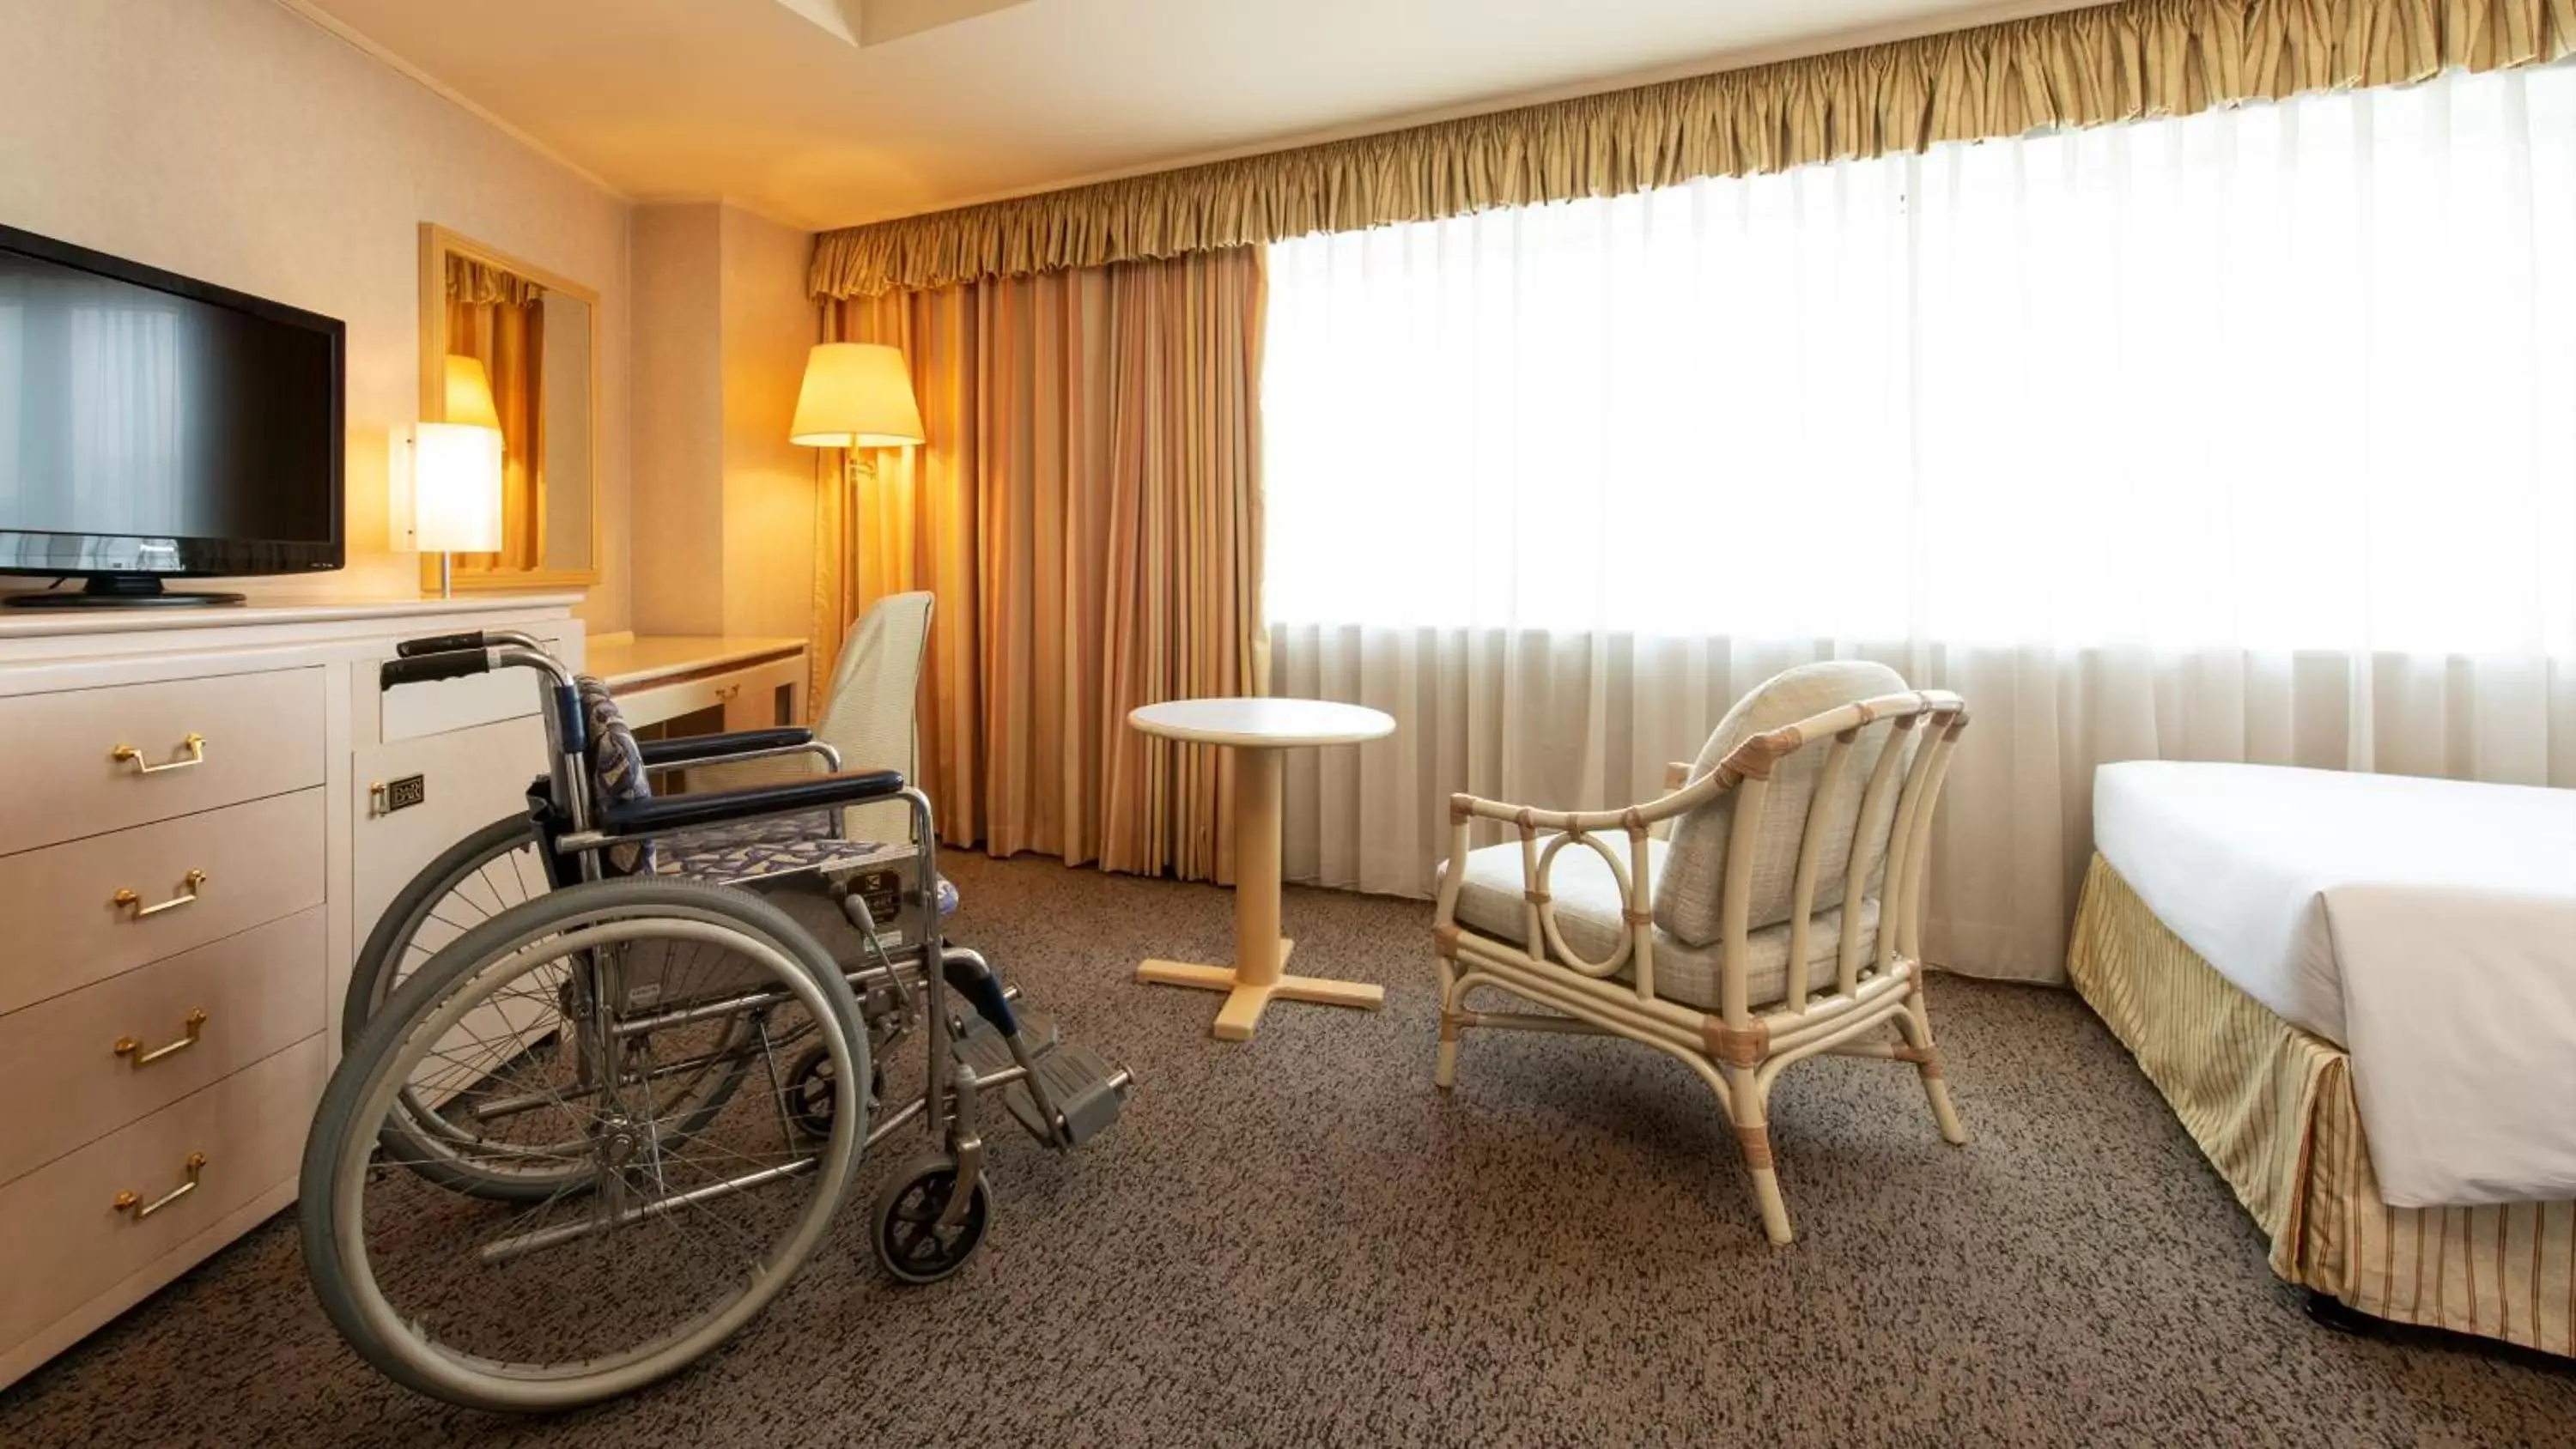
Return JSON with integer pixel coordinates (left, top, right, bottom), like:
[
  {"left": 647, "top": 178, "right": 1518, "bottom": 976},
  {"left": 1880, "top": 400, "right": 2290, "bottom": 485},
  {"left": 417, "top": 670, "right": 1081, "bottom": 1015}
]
[{"left": 0, "top": 223, "right": 344, "bottom": 607}]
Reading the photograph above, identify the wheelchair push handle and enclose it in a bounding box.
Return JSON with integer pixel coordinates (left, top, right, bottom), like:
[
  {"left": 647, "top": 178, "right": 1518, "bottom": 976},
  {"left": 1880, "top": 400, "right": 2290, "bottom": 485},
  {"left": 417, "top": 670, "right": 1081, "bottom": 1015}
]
[
  {"left": 394, "top": 627, "right": 546, "bottom": 658},
  {"left": 395, "top": 630, "right": 484, "bottom": 658},
  {"left": 380, "top": 649, "right": 493, "bottom": 690}
]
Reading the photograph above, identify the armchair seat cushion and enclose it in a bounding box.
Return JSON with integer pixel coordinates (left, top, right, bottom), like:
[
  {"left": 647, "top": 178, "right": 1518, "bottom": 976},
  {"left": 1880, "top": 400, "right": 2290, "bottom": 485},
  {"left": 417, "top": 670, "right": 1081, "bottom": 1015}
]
[{"left": 1444, "top": 837, "right": 1878, "bottom": 1012}]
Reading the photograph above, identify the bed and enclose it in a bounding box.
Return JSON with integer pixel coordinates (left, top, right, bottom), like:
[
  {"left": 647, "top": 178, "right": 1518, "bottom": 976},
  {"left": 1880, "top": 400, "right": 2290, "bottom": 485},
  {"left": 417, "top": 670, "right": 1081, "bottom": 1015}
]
[{"left": 2069, "top": 761, "right": 2576, "bottom": 1356}]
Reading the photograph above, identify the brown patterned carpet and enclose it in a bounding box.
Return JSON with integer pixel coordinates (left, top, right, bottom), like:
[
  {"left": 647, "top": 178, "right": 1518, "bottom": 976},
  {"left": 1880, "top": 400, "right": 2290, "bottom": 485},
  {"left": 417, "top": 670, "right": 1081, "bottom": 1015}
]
[{"left": 4, "top": 852, "right": 2572, "bottom": 1447}]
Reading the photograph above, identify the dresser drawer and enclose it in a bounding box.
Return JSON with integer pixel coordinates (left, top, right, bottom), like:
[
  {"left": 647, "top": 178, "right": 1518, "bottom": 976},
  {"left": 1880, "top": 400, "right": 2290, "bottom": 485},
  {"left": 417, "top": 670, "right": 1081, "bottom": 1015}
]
[
  {"left": 0, "top": 668, "right": 325, "bottom": 858},
  {"left": 0, "top": 1037, "right": 319, "bottom": 1355},
  {"left": 0, "top": 909, "right": 324, "bottom": 1185},
  {"left": 0, "top": 790, "right": 325, "bottom": 1017}
]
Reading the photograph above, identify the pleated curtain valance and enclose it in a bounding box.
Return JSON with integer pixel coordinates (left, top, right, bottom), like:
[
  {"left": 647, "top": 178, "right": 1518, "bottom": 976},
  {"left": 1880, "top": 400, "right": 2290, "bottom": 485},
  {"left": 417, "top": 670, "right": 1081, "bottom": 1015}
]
[
  {"left": 809, "top": 0, "right": 2574, "bottom": 298},
  {"left": 446, "top": 253, "right": 544, "bottom": 307}
]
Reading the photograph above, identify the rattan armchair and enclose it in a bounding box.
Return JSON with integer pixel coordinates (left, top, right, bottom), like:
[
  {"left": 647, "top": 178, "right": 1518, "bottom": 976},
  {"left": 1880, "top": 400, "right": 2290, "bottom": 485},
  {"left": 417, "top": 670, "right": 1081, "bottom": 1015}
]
[{"left": 1431, "top": 662, "right": 1971, "bottom": 1246}]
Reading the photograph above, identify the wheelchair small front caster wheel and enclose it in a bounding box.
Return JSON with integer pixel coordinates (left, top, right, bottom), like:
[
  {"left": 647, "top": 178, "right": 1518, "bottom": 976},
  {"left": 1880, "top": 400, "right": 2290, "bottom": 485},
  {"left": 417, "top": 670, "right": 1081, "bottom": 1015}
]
[{"left": 872, "top": 1153, "right": 991, "bottom": 1285}]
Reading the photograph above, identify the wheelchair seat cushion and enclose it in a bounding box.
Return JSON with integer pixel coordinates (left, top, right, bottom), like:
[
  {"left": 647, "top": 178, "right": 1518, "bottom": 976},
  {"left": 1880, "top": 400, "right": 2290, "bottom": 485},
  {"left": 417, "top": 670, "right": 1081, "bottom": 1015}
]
[
  {"left": 653, "top": 830, "right": 962, "bottom": 915},
  {"left": 710, "top": 809, "right": 841, "bottom": 847}
]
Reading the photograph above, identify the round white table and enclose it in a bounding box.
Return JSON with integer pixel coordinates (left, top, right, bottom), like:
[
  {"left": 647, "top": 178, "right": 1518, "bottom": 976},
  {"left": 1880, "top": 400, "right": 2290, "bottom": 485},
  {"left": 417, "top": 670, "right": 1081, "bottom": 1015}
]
[{"left": 1127, "top": 698, "right": 1395, "bottom": 1041}]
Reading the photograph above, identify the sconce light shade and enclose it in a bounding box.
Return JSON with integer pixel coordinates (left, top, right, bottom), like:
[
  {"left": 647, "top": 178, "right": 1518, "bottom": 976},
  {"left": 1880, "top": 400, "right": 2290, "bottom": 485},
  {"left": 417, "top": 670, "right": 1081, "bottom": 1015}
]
[
  {"left": 443, "top": 355, "right": 503, "bottom": 431},
  {"left": 413, "top": 421, "right": 505, "bottom": 554},
  {"left": 790, "top": 343, "right": 924, "bottom": 448}
]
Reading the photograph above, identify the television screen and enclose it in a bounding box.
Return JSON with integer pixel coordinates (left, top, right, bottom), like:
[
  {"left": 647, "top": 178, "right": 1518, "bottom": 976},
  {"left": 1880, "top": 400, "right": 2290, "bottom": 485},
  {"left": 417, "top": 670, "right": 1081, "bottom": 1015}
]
[{"left": 0, "top": 225, "right": 343, "bottom": 587}]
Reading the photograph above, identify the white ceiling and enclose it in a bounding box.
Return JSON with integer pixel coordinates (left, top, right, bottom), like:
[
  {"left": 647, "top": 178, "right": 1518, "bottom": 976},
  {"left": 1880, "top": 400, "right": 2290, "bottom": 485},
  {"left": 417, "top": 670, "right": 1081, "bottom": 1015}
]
[{"left": 294, "top": 0, "right": 2088, "bottom": 231}]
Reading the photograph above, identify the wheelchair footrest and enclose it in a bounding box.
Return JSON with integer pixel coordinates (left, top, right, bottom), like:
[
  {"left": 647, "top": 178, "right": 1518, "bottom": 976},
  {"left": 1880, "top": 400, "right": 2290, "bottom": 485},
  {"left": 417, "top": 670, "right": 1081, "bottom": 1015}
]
[
  {"left": 1000, "top": 1042, "right": 1128, "bottom": 1149},
  {"left": 953, "top": 1007, "right": 1059, "bottom": 1076}
]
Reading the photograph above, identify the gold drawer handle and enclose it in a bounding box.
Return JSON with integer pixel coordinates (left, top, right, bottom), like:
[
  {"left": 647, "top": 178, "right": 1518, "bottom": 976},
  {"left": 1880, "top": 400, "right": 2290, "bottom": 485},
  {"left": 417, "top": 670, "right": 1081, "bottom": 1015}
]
[
  {"left": 112, "top": 870, "right": 208, "bottom": 919},
  {"left": 112, "top": 1152, "right": 207, "bottom": 1221},
  {"left": 113, "top": 1009, "right": 209, "bottom": 1069},
  {"left": 111, "top": 733, "right": 206, "bottom": 774}
]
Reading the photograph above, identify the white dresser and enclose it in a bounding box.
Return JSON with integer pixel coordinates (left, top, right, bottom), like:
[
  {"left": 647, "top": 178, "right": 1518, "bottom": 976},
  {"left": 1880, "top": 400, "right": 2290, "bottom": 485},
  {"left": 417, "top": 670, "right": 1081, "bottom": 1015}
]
[{"left": 0, "top": 594, "right": 583, "bottom": 1388}]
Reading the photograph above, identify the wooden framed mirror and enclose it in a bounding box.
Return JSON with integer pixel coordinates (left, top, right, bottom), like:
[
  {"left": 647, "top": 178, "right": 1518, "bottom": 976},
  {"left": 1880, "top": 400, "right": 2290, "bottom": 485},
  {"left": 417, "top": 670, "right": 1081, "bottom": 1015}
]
[{"left": 417, "top": 224, "right": 599, "bottom": 590}]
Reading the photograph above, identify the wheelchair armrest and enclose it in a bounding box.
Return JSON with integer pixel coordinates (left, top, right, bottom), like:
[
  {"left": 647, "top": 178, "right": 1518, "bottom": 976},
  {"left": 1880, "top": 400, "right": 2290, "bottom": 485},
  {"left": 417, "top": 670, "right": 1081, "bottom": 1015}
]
[
  {"left": 594, "top": 768, "right": 908, "bottom": 839},
  {"left": 635, "top": 728, "right": 814, "bottom": 767}
]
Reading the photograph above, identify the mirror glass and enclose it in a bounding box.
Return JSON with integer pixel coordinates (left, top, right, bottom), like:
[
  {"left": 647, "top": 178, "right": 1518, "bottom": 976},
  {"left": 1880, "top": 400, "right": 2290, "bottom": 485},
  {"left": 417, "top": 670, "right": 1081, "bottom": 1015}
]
[{"left": 420, "top": 225, "right": 598, "bottom": 587}]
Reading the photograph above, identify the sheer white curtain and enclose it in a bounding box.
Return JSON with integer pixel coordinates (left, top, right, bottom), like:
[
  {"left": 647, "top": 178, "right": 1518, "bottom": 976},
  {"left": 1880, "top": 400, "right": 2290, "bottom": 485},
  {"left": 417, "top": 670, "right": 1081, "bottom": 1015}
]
[{"left": 1265, "top": 63, "right": 2576, "bottom": 983}]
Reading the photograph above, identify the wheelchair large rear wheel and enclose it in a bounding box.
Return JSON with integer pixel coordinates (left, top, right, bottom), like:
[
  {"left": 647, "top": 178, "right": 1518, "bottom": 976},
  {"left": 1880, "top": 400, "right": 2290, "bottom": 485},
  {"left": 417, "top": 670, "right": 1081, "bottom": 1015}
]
[
  {"left": 302, "top": 878, "right": 870, "bottom": 1412},
  {"left": 348, "top": 814, "right": 551, "bottom": 1038},
  {"left": 350, "top": 815, "right": 756, "bottom": 1198}
]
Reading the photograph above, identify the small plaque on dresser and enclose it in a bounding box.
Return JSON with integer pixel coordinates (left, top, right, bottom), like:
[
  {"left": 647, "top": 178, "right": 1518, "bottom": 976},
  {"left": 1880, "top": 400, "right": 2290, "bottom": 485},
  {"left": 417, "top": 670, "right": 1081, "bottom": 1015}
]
[{"left": 371, "top": 774, "right": 428, "bottom": 816}]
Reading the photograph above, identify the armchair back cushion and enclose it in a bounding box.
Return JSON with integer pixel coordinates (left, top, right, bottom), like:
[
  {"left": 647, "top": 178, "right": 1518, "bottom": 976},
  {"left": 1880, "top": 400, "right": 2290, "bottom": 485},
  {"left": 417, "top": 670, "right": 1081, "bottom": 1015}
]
[{"left": 1654, "top": 660, "right": 1911, "bottom": 949}]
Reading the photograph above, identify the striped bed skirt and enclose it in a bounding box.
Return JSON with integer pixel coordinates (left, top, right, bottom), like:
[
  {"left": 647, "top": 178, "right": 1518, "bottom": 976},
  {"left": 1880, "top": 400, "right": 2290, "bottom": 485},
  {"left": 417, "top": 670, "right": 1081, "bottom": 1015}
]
[{"left": 2068, "top": 853, "right": 2574, "bottom": 1358}]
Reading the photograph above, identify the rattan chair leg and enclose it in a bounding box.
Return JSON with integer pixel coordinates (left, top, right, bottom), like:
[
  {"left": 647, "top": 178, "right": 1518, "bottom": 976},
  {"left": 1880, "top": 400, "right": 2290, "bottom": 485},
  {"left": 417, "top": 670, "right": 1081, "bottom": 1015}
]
[
  {"left": 1898, "top": 988, "right": 1966, "bottom": 1145},
  {"left": 1434, "top": 961, "right": 1463, "bottom": 1089},
  {"left": 1724, "top": 1064, "right": 1795, "bottom": 1246}
]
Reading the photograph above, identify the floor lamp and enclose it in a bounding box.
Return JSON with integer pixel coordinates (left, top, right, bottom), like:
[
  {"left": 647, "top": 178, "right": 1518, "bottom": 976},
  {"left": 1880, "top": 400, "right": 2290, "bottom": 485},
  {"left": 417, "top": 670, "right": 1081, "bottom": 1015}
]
[{"left": 790, "top": 342, "right": 925, "bottom": 486}]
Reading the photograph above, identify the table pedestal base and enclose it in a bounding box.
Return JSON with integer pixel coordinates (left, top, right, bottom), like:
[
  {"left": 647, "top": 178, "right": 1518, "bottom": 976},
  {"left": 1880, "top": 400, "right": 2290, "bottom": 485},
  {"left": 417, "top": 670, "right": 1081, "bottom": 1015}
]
[{"left": 1136, "top": 941, "right": 1386, "bottom": 1041}]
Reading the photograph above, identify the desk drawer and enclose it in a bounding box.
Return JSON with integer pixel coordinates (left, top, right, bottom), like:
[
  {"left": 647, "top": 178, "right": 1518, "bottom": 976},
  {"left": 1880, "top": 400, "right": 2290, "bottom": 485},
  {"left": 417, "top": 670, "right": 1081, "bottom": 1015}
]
[
  {"left": 0, "top": 909, "right": 324, "bottom": 1185},
  {"left": 0, "top": 668, "right": 325, "bottom": 857},
  {"left": 0, "top": 790, "right": 325, "bottom": 1017},
  {"left": 615, "top": 653, "right": 803, "bottom": 734},
  {"left": 0, "top": 1038, "right": 319, "bottom": 1355}
]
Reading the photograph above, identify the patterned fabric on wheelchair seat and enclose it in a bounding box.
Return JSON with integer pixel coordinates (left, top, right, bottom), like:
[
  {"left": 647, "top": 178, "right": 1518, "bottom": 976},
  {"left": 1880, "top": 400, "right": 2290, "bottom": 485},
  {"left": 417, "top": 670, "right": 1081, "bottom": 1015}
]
[
  {"left": 574, "top": 676, "right": 656, "bottom": 876},
  {"left": 715, "top": 809, "right": 841, "bottom": 846},
  {"left": 654, "top": 828, "right": 960, "bottom": 915}
]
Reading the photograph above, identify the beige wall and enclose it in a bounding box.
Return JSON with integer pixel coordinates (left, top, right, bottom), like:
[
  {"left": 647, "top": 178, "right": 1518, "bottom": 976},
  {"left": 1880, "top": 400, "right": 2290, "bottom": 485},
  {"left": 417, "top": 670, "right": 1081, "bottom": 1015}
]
[
  {"left": 719, "top": 205, "right": 818, "bottom": 642},
  {"left": 628, "top": 201, "right": 818, "bottom": 643},
  {"left": 629, "top": 205, "right": 726, "bottom": 635},
  {"left": 0, "top": 0, "right": 635, "bottom": 629}
]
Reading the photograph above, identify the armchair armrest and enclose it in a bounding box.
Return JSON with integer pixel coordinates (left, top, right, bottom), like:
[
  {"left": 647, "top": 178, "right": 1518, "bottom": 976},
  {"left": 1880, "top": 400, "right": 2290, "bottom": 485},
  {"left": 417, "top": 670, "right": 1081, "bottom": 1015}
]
[
  {"left": 590, "top": 768, "right": 908, "bottom": 841},
  {"left": 1449, "top": 687, "right": 1967, "bottom": 837}
]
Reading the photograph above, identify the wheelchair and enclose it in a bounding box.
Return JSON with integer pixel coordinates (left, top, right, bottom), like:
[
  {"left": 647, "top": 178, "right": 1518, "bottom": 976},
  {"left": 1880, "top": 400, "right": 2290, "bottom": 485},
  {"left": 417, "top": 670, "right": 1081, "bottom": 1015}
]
[{"left": 300, "top": 630, "right": 1131, "bottom": 1412}]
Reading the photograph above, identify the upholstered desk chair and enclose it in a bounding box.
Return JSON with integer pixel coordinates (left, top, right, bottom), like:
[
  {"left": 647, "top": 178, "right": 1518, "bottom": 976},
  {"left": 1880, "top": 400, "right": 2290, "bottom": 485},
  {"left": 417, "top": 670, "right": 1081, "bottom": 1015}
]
[
  {"left": 1432, "top": 662, "right": 1971, "bottom": 1245},
  {"left": 692, "top": 591, "right": 933, "bottom": 845}
]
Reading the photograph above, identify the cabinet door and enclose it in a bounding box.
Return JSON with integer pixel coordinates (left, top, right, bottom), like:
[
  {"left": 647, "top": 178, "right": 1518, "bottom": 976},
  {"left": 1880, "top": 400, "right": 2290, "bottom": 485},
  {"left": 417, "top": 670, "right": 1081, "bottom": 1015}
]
[{"left": 344, "top": 715, "right": 550, "bottom": 1052}]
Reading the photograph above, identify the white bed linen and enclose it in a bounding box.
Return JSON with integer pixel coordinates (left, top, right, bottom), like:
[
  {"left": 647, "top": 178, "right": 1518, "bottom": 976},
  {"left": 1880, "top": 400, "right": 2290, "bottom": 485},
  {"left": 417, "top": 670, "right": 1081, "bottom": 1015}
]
[{"left": 2093, "top": 762, "right": 2576, "bottom": 1208}]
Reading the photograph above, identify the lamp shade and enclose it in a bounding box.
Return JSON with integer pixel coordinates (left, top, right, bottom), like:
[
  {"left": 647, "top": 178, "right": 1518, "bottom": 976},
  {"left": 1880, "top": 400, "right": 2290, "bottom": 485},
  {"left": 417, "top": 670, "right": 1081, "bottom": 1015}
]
[
  {"left": 790, "top": 343, "right": 924, "bottom": 448},
  {"left": 413, "top": 421, "right": 504, "bottom": 553},
  {"left": 443, "top": 355, "right": 502, "bottom": 431}
]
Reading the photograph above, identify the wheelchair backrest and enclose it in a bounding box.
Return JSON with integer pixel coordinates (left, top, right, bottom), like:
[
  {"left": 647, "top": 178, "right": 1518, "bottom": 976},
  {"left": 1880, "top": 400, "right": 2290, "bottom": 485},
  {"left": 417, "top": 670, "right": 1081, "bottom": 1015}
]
[{"left": 574, "top": 676, "right": 659, "bottom": 877}]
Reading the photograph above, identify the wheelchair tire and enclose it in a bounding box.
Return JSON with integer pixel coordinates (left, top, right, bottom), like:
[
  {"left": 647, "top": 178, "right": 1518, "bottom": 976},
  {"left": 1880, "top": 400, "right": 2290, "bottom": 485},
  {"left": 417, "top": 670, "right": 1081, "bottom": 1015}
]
[
  {"left": 303, "top": 877, "right": 872, "bottom": 1412},
  {"left": 351, "top": 814, "right": 753, "bottom": 1199},
  {"left": 872, "top": 1152, "right": 992, "bottom": 1285}
]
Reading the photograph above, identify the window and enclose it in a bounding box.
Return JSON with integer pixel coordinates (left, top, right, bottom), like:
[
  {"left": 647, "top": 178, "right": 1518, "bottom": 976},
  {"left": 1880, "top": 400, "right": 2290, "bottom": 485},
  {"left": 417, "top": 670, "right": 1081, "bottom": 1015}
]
[{"left": 1265, "top": 63, "right": 2576, "bottom": 656}]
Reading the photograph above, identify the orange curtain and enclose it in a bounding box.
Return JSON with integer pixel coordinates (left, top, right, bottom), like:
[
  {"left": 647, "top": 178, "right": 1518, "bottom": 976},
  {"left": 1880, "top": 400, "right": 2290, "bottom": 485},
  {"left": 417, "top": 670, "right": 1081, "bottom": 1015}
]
[
  {"left": 446, "top": 256, "right": 544, "bottom": 570},
  {"left": 812, "top": 246, "right": 1267, "bottom": 882}
]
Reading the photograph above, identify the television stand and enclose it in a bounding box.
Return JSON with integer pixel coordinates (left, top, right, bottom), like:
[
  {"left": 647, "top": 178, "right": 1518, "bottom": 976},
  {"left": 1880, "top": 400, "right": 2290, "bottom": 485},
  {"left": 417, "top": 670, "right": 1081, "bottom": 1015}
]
[{"left": 2, "top": 576, "right": 246, "bottom": 609}]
